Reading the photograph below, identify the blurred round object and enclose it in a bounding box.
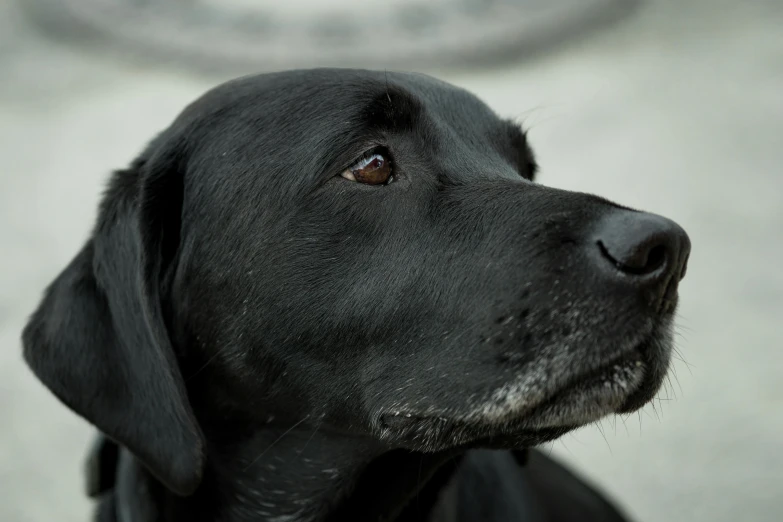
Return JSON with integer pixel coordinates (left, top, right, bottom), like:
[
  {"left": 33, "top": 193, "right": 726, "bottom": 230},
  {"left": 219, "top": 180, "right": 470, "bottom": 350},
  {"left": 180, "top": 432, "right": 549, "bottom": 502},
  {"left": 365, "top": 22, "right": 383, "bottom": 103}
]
[{"left": 20, "top": 0, "right": 640, "bottom": 73}]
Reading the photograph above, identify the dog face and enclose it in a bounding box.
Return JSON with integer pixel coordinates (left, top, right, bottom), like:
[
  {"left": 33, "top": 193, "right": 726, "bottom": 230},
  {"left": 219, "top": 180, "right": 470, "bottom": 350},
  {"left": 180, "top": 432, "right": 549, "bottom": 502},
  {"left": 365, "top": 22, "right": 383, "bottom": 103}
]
[{"left": 22, "top": 69, "right": 690, "bottom": 495}]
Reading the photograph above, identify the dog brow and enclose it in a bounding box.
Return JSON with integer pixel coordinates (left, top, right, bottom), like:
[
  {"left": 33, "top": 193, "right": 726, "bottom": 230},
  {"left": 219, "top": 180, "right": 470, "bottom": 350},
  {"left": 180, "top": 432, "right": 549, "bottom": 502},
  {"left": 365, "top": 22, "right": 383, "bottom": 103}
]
[{"left": 359, "top": 85, "right": 423, "bottom": 133}]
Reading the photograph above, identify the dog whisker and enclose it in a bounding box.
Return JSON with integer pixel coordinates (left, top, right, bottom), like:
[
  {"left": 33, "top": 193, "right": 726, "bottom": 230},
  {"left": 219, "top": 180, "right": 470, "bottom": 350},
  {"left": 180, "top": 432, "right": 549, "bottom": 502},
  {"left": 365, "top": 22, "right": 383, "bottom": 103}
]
[
  {"left": 245, "top": 416, "right": 311, "bottom": 471},
  {"left": 557, "top": 438, "right": 576, "bottom": 458},
  {"left": 619, "top": 414, "right": 630, "bottom": 437},
  {"left": 670, "top": 365, "right": 686, "bottom": 394},
  {"left": 545, "top": 441, "right": 556, "bottom": 458},
  {"left": 673, "top": 316, "right": 693, "bottom": 333},
  {"left": 296, "top": 421, "right": 322, "bottom": 463},
  {"left": 186, "top": 350, "right": 223, "bottom": 381},
  {"left": 672, "top": 347, "right": 695, "bottom": 373},
  {"left": 595, "top": 421, "right": 612, "bottom": 455},
  {"left": 650, "top": 400, "right": 661, "bottom": 422},
  {"left": 660, "top": 379, "right": 672, "bottom": 404}
]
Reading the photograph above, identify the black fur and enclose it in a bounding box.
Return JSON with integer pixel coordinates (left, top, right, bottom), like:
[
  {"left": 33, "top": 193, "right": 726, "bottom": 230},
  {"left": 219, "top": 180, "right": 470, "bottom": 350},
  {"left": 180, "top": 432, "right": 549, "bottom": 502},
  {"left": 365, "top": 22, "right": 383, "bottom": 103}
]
[{"left": 22, "top": 69, "right": 690, "bottom": 521}]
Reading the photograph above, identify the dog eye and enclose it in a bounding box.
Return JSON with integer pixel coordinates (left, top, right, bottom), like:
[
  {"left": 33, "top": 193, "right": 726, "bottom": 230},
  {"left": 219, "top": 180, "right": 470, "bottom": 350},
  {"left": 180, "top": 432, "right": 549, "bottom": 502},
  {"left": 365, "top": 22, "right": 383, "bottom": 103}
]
[{"left": 341, "top": 152, "right": 393, "bottom": 185}]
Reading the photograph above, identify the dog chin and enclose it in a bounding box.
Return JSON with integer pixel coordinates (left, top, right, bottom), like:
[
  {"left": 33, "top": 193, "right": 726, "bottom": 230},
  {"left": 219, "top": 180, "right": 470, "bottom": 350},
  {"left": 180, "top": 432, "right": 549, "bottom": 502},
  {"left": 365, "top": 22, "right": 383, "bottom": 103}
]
[{"left": 376, "top": 322, "right": 674, "bottom": 453}]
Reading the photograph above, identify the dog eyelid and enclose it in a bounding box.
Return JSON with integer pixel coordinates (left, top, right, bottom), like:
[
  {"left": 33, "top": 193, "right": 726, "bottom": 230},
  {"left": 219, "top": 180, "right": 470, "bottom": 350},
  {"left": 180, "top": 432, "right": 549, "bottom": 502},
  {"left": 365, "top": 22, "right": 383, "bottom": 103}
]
[{"left": 340, "top": 151, "right": 393, "bottom": 185}]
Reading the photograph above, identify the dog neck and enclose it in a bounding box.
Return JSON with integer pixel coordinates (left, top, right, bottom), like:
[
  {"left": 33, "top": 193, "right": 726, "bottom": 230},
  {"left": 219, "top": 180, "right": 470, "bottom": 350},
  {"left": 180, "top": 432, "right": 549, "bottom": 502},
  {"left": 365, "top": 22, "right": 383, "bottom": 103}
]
[{"left": 130, "top": 426, "right": 459, "bottom": 522}]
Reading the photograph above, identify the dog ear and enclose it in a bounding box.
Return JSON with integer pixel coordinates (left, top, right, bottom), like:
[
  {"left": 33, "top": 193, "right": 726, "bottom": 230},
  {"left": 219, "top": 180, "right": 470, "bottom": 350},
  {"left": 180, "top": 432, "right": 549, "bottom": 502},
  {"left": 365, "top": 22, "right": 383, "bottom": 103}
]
[{"left": 22, "top": 141, "right": 205, "bottom": 496}]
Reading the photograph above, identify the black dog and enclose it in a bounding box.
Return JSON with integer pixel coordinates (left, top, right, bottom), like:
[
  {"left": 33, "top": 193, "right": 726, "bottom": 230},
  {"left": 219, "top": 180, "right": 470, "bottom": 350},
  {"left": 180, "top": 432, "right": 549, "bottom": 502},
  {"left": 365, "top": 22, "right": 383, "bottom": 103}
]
[{"left": 22, "top": 69, "right": 690, "bottom": 522}]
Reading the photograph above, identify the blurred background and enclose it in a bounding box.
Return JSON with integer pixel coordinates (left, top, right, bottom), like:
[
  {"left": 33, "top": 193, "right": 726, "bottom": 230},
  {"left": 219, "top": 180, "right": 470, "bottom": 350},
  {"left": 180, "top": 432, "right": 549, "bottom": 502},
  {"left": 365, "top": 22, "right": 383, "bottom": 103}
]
[{"left": 1, "top": 0, "right": 781, "bottom": 520}]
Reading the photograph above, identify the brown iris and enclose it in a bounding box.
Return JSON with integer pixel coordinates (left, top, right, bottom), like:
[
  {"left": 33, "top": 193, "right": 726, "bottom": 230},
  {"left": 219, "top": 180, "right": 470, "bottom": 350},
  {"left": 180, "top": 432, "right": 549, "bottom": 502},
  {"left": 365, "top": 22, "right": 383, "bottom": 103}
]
[{"left": 341, "top": 153, "right": 393, "bottom": 185}]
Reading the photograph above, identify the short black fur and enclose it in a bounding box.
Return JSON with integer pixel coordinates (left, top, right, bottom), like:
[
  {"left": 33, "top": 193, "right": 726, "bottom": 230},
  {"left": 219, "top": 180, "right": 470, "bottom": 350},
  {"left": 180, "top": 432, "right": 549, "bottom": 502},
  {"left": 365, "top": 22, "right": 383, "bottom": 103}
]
[{"left": 22, "top": 68, "right": 690, "bottom": 522}]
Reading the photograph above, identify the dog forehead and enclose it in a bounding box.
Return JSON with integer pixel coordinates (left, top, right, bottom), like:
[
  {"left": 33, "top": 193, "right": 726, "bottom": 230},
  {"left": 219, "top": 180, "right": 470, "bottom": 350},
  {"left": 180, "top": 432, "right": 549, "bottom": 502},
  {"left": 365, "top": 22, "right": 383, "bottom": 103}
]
[{"left": 175, "top": 69, "right": 498, "bottom": 137}]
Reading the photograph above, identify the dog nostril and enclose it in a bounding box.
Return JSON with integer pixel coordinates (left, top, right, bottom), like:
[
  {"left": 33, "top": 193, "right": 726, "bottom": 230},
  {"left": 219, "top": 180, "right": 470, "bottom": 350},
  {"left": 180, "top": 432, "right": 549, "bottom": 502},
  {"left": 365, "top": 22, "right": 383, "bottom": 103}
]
[
  {"left": 597, "top": 239, "right": 668, "bottom": 276},
  {"left": 595, "top": 211, "right": 688, "bottom": 280},
  {"left": 644, "top": 244, "right": 667, "bottom": 273}
]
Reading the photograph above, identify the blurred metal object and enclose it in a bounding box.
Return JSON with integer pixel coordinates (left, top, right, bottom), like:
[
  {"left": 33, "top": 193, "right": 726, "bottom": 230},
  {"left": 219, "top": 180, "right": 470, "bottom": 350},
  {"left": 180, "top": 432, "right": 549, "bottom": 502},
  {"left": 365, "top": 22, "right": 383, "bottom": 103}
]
[{"left": 19, "top": 0, "right": 641, "bottom": 73}]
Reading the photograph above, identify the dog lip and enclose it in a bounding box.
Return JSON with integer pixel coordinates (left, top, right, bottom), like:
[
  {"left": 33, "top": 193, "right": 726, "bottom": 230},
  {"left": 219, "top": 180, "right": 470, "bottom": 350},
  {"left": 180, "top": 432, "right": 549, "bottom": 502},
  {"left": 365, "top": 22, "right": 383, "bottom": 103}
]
[
  {"left": 550, "top": 352, "right": 644, "bottom": 400},
  {"left": 523, "top": 324, "right": 673, "bottom": 428},
  {"left": 519, "top": 352, "right": 646, "bottom": 429},
  {"left": 376, "top": 352, "right": 646, "bottom": 439}
]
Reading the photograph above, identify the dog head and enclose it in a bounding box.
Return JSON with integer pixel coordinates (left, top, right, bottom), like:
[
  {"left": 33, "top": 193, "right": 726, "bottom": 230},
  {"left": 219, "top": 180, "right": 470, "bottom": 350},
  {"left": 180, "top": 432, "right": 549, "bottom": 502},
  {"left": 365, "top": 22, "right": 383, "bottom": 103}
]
[{"left": 22, "top": 69, "right": 690, "bottom": 495}]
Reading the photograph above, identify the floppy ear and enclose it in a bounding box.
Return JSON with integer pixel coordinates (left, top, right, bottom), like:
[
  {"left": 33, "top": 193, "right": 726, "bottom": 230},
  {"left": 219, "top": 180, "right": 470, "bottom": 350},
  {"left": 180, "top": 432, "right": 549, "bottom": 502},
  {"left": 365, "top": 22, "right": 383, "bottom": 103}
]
[{"left": 22, "top": 143, "right": 205, "bottom": 496}]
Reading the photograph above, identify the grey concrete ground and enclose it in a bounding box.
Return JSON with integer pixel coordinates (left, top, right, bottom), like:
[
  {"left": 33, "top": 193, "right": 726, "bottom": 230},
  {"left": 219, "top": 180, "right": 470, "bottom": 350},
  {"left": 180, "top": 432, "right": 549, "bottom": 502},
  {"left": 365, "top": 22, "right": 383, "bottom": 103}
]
[{"left": 1, "top": 1, "right": 781, "bottom": 521}]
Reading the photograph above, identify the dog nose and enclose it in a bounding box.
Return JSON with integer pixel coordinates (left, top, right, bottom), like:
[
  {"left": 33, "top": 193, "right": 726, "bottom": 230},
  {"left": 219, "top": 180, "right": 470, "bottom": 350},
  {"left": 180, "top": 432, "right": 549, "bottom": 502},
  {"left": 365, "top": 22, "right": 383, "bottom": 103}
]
[{"left": 595, "top": 210, "right": 691, "bottom": 293}]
